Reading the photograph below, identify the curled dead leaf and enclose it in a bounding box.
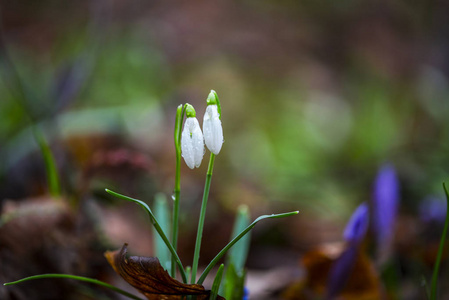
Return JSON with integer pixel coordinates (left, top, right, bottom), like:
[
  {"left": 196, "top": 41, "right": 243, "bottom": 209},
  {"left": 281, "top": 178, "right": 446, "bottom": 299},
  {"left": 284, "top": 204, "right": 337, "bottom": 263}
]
[
  {"left": 105, "top": 244, "right": 224, "bottom": 300},
  {"left": 282, "top": 243, "right": 382, "bottom": 300}
]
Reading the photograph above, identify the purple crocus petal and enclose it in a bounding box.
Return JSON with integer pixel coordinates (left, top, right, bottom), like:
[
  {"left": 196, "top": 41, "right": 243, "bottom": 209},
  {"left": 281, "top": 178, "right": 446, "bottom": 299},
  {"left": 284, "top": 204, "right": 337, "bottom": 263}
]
[
  {"left": 242, "top": 287, "right": 249, "bottom": 300},
  {"left": 343, "top": 202, "right": 369, "bottom": 243},
  {"left": 371, "top": 163, "right": 400, "bottom": 245},
  {"left": 326, "top": 203, "right": 369, "bottom": 299},
  {"left": 419, "top": 196, "right": 447, "bottom": 223},
  {"left": 325, "top": 243, "right": 359, "bottom": 300}
]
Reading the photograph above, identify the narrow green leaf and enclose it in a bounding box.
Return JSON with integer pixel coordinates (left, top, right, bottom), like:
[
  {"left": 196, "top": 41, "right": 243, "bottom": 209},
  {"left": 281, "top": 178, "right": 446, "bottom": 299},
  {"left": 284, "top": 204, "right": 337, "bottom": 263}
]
[
  {"left": 197, "top": 211, "right": 299, "bottom": 284},
  {"left": 228, "top": 205, "right": 251, "bottom": 273},
  {"left": 221, "top": 205, "right": 250, "bottom": 298},
  {"left": 210, "top": 264, "right": 224, "bottom": 300},
  {"left": 33, "top": 127, "right": 60, "bottom": 197},
  {"left": 105, "top": 189, "right": 187, "bottom": 283},
  {"left": 3, "top": 274, "right": 144, "bottom": 300},
  {"left": 429, "top": 183, "right": 449, "bottom": 300},
  {"left": 154, "top": 193, "right": 171, "bottom": 271},
  {"left": 223, "top": 263, "right": 245, "bottom": 300}
]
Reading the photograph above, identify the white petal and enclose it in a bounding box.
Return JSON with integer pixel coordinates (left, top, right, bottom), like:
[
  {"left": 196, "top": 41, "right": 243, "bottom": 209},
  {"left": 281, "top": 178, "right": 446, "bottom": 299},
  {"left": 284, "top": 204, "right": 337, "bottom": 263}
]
[
  {"left": 203, "top": 105, "right": 223, "bottom": 155},
  {"left": 181, "top": 117, "right": 204, "bottom": 169}
]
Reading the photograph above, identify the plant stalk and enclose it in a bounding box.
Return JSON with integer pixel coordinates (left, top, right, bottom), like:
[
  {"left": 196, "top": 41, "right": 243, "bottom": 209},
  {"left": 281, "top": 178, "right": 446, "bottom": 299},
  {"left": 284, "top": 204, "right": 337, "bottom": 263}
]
[
  {"left": 191, "top": 153, "right": 215, "bottom": 283},
  {"left": 430, "top": 183, "right": 449, "bottom": 300},
  {"left": 172, "top": 104, "right": 185, "bottom": 277}
]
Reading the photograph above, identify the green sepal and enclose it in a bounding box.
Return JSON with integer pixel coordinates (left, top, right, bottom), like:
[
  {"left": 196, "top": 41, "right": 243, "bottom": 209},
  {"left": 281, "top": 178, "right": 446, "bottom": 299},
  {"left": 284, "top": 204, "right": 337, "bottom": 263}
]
[
  {"left": 207, "top": 90, "right": 221, "bottom": 119},
  {"left": 185, "top": 103, "right": 196, "bottom": 118}
]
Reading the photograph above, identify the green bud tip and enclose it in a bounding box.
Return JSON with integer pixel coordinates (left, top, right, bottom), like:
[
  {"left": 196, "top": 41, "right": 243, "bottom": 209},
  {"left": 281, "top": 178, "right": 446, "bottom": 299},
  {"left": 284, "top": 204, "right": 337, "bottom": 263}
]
[
  {"left": 185, "top": 103, "right": 196, "bottom": 118},
  {"left": 206, "top": 90, "right": 221, "bottom": 119},
  {"left": 237, "top": 204, "right": 249, "bottom": 215},
  {"left": 176, "top": 104, "right": 183, "bottom": 115},
  {"left": 206, "top": 90, "right": 218, "bottom": 106}
]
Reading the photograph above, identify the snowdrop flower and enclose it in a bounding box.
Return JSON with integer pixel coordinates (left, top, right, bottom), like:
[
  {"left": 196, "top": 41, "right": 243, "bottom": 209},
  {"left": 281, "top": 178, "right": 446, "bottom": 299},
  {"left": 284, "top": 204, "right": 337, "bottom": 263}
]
[
  {"left": 181, "top": 104, "right": 204, "bottom": 169},
  {"left": 203, "top": 90, "right": 223, "bottom": 155}
]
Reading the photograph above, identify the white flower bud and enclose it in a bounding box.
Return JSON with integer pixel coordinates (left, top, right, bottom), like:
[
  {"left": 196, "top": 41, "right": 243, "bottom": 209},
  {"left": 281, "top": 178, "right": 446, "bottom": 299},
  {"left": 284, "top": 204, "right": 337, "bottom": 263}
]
[
  {"left": 181, "top": 117, "right": 204, "bottom": 169},
  {"left": 203, "top": 104, "right": 223, "bottom": 155}
]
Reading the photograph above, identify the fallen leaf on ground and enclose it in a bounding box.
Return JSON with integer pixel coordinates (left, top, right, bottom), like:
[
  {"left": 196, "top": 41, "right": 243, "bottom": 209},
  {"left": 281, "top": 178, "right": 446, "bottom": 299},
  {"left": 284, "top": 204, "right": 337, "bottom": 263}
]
[{"left": 105, "top": 243, "right": 224, "bottom": 300}]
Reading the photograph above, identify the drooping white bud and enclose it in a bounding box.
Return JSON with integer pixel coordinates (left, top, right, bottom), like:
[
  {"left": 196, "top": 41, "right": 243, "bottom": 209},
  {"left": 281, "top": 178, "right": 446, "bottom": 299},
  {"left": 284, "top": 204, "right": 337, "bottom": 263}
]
[
  {"left": 203, "top": 104, "right": 223, "bottom": 155},
  {"left": 181, "top": 117, "right": 204, "bottom": 169}
]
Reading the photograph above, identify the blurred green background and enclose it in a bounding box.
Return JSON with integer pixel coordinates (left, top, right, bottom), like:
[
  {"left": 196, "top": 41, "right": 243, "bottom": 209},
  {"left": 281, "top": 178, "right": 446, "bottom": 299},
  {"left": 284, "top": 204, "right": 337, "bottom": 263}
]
[
  {"left": 1, "top": 0, "right": 449, "bottom": 299},
  {"left": 2, "top": 0, "right": 449, "bottom": 214}
]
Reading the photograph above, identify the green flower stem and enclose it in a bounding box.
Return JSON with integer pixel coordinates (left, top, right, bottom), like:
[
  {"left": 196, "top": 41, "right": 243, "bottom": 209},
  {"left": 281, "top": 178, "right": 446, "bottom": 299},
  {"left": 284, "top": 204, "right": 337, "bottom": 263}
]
[
  {"left": 430, "top": 183, "right": 449, "bottom": 300},
  {"left": 197, "top": 211, "right": 299, "bottom": 285},
  {"left": 171, "top": 189, "right": 180, "bottom": 278},
  {"left": 3, "top": 274, "right": 144, "bottom": 300},
  {"left": 191, "top": 153, "right": 216, "bottom": 283},
  {"left": 105, "top": 189, "right": 188, "bottom": 283},
  {"left": 172, "top": 104, "right": 185, "bottom": 277}
]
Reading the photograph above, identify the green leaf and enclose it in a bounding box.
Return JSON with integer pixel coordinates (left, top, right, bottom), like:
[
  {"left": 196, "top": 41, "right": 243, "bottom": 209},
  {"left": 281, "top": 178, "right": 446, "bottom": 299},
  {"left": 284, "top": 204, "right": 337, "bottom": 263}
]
[
  {"left": 154, "top": 193, "right": 171, "bottom": 271},
  {"left": 221, "top": 205, "right": 250, "bottom": 298},
  {"left": 3, "top": 274, "right": 144, "bottom": 300},
  {"left": 105, "top": 188, "right": 187, "bottom": 283},
  {"left": 33, "top": 127, "right": 60, "bottom": 197},
  {"left": 197, "top": 211, "right": 299, "bottom": 284},
  {"left": 228, "top": 205, "right": 251, "bottom": 273},
  {"left": 429, "top": 183, "right": 449, "bottom": 300},
  {"left": 223, "top": 263, "right": 245, "bottom": 300},
  {"left": 210, "top": 264, "right": 224, "bottom": 300}
]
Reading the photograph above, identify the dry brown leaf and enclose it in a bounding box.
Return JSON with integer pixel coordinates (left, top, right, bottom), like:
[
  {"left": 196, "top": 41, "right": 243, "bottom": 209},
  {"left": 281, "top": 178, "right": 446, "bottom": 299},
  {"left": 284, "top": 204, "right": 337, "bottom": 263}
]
[
  {"left": 282, "top": 243, "right": 382, "bottom": 300},
  {"left": 105, "top": 244, "right": 224, "bottom": 300}
]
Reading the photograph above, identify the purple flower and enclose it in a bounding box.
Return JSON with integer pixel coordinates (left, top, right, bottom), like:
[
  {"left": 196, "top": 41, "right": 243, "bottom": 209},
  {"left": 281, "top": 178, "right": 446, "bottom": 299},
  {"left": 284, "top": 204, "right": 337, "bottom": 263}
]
[
  {"left": 326, "top": 244, "right": 358, "bottom": 300},
  {"left": 242, "top": 287, "right": 249, "bottom": 300},
  {"left": 343, "top": 202, "right": 369, "bottom": 243},
  {"left": 371, "top": 163, "right": 400, "bottom": 245},
  {"left": 325, "top": 164, "right": 399, "bottom": 299},
  {"left": 326, "top": 203, "right": 369, "bottom": 299},
  {"left": 419, "top": 196, "right": 447, "bottom": 223}
]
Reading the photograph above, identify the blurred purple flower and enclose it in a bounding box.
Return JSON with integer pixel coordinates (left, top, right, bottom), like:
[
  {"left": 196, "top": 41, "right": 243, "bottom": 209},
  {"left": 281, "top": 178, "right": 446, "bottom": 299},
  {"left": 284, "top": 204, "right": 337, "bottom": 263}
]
[
  {"left": 326, "top": 202, "right": 369, "bottom": 299},
  {"left": 343, "top": 202, "right": 369, "bottom": 243},
  {"left": 371, "top": 163, "right": 400, "bottom": 245},
  {"left": 325, "top": 243, "right": 358, "bottom": 300},
  {"left": 242, "top": 286, "right": 249, "bottom": 300},
  {"left": 419, "top": 196, "right": 447, "bottom": 223}
]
